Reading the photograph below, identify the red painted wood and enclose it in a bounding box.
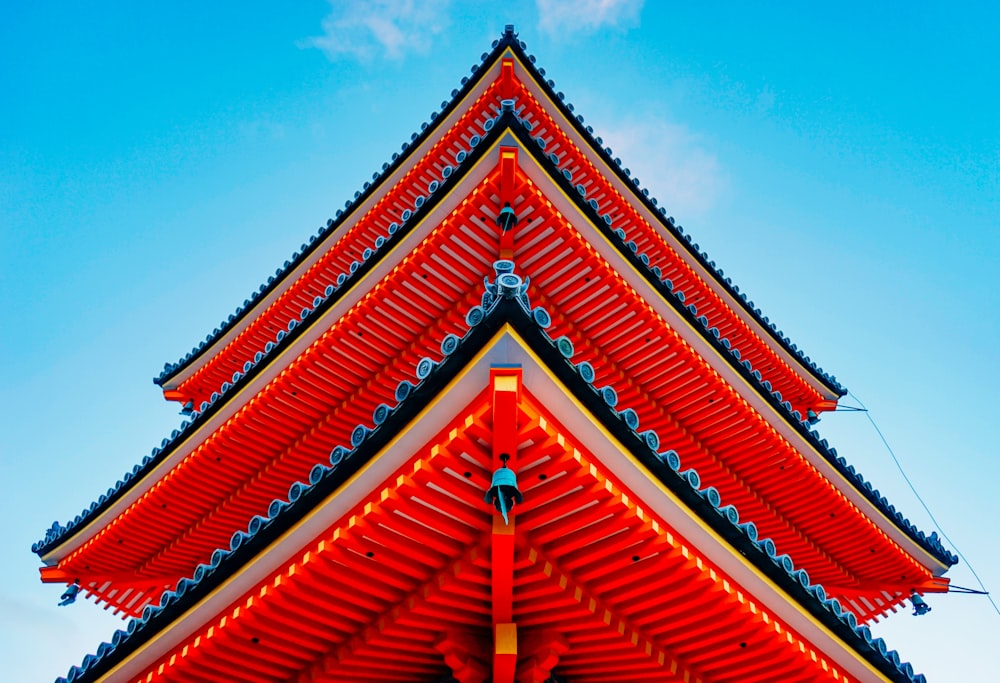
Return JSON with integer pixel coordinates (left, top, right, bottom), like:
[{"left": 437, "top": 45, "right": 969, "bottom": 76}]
[
  {"left": 51, "top": 57, "right": 934, "bottom": 629},
  {"left": 116, "top": 389, "right": 869, "bottom": 682}
]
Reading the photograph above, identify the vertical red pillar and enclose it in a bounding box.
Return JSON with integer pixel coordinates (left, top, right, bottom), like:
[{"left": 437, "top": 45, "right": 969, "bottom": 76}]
[
  {"left": 490, "top": 367, "right": 521, "bottom": 683},
  {"left": 498, "top": 147, "right": 518, "bottom": 260},
  {"left": 501, "top": 57, "right": 515, "bottom": 100}
]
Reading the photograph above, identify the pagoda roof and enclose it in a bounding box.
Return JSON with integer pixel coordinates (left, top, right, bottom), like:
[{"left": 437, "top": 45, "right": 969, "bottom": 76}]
[
  {"left": 55, "top": 297, "right": 926, "bottom": 683},
  {"left": 152, "top": 27, "right": 845, "bottom": 410},
  {"left": 34, "top": 115, "right": 955, "bottom": 591}
]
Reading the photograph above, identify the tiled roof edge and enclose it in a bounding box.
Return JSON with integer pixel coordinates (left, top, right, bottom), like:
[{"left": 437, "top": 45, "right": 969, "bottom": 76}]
[
  {"left": 38, "top": 110, "right": 955, "bottom": 568},
  {"left": 33, "top": 100, "right": 512, "bottom": 557},
  {"left": 56, "top": 274, "right": 923, "bottom": 683},
  {"left": 156, "top": 26, "right": 846, "bottom": 400},
  {"left": 153, "top": 27, "right": 522, "bottom": 387},
  {"left": 500, "top": 37, "right": 847, "bottom": 398},
  {"left": 506, "top": 123, "right": 955, "bottom": 567}
]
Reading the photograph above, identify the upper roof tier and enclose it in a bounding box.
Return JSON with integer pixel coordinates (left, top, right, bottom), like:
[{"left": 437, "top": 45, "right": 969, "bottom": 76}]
[{"left": 153, "top": 26, "right": 845, "bottom": 419}]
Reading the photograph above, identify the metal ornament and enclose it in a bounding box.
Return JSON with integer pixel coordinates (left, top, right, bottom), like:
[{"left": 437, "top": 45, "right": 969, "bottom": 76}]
[
  {"left": 496, "top": 203, "right": 518, "bottom": 232},
  {"left": 910, "top": 591, "right": 931, "bottom": 616},
  {"left": 484, "top": 454, "right": 523, "bottom": 525}
]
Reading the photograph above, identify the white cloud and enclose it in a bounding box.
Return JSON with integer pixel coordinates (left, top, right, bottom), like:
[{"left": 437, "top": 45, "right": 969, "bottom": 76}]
[
  {"left": 303, "top": 0, "right": 451, "bottom": 62},
  {"left": 597, "top": 117, "right": 727, "bottom": 217},
  {"left": 537, "top": 0, "right": 643, "bottom": 36}
]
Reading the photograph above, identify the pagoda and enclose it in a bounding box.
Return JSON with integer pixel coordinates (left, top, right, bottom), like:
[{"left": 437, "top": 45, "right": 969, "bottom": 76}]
[{"left": 35, "top": 26, "right": 956, "bottom": 683}]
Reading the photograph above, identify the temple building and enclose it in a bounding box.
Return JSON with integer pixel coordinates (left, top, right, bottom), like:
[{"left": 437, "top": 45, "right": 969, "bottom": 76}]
[{"left": 34, "top": 26, "right": 955, "bottom": 682}]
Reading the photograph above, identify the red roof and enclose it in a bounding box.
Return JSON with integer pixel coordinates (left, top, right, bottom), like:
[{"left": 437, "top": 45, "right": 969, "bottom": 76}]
[
  {"left": 37, "top": 31, "right": 950, "bottom": 674},
  {"left": 54, "top": 325, "right": 926, "bottom": 682}
]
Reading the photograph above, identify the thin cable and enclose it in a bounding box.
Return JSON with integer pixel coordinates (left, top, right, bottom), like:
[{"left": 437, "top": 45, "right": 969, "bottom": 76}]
[
  {"left": 947, "top": 585, "right": 989, "bottom": 595},
  {"left": 848, "top": 391, "right": 1000, "bottom": 617}
]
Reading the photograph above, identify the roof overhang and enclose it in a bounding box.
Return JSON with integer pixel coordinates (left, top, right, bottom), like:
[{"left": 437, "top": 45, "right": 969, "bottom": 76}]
[
  {"left": 39, "top": 124, "right": 951, "bottom": 594},
  {"left": 156, "top": 41, "right": 844, "bottom": 408},
  {"left": 72, "top": 313, "right": 916, "bottom": 682}
]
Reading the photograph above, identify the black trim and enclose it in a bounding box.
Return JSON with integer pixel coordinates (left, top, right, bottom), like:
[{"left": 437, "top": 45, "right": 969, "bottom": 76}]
[
  {"left": 153, "top": 32, "right": 521, "bottom": 387},
  {"left": 504, "top": 122, "right": 951, "bottom": 566},
  {"left": 500, "top": 38, "right": 845, "bottom": 397},
  {"left": 34, "top": 106, "right": 508, "bottom": 557},
  {"left": 65, "top": 298, "right": 916, "bottom": 683}
]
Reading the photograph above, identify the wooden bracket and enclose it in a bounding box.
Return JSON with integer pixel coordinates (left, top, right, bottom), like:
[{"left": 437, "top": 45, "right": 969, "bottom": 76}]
[
  {"left": 435, "top": 631, "right": 489, "bottom": 683},
  {"left": 517, "top": 629, "right": 570, "bottom": 683}
]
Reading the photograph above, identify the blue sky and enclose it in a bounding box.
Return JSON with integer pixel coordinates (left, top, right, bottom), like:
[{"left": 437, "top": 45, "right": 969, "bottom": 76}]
[{"left": 2, "top": 1, "right": 997, "bottom": 680}]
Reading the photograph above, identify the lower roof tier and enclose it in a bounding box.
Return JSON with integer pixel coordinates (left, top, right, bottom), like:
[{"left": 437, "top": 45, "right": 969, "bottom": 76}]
[{"left": 55, "top": 342, "right": 924, "bottom": 683}]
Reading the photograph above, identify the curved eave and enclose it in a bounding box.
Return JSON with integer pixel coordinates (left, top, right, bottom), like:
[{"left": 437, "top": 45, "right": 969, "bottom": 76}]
[
  {"left": 498, "top": 39, "right": 846, "bottom": 402},
  {"left": 36, "top": 124, "right": 953, "bottom": 588},
  {"left": 503, "top": 127, "right": 954, "bottom": 576},
  {"left": 35, "top": 113, "right": 508, "bottom": 564},
  {"left": 153, "top": 32, "right": 518, "bottom": 393},
  {"left": 59, "top": 304, "right": 922, "bottom": 683}
]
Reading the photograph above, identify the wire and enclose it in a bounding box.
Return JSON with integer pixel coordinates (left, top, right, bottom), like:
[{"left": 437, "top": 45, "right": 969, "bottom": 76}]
[
  {"left": 947, "top": 585, "right": 990, "bottom": 595},
  {"left": 847, "top": 391, "right": 1000, "bottom": 617}
]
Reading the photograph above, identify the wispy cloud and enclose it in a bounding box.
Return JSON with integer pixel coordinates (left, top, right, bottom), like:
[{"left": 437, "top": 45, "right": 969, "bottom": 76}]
[
  {"left": 597, "top": 117, "right": 727, "bottom": 217},
  {"left": 537, "top": 0, "right": 643, "bottom": 36},
  {"left": 303, "top": 0, "right": 451, "bottom": 62}
]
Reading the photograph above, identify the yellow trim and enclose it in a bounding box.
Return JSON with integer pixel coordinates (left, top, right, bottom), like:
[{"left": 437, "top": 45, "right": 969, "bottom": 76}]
[
  {"left": 507, "top": 48, "right": 843, "bottom": 406},
  {"left": 495, "top": 623, "right": 517, "bottom": 655},
  {"left": 43, "top": 129, "right": 510, "bottom": 567},
  {"left": 51, "top": 90, "right": 942, "bottom": 626},
  {"left": 511, "top": 142, "right": 948, "bottom": 576},
  {"left": 99, "top": 326, "right": 517, "bottom": 678},
  {"left": 103, "top": 325, "right": 891, "bottom": 681},
  {"left": 510, "top": 330, "right": 894, "bottom": 681},
  {"left": 494, "top": 374, "right": 519, "bottom": 393}
]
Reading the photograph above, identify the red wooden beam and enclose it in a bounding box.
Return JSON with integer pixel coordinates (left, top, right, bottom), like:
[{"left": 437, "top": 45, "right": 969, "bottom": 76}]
[
  {"left": 493, "top": 622, "right": 517, "bottom": 683},
  {"left": 489, "top": 367, "right": 522, "bottom": 683},
  {"left": 498, "top": 146, "right": 519, "bottom": 261},
  {"left": 492, "top": 514, "right": 516, "bottom": 626},
  {"left": 490, "top": 366, "right": 521, "bottom": 464},
  {"left": 501, "top": 57, "right": 516, "bottom": 100}
]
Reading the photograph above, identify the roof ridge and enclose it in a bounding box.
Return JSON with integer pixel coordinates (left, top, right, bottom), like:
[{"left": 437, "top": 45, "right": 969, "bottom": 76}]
[
  {"left": 33, "top": 101, "right": 507, "bottom": 559},
  {"left": 153, "top": 28, "right": 519, "bottom": 388}
]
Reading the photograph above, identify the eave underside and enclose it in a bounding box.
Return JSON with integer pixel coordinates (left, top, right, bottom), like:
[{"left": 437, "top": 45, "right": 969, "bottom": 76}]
[{"left": 83, "top": 383, "right": 900, "bottom": 683}]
